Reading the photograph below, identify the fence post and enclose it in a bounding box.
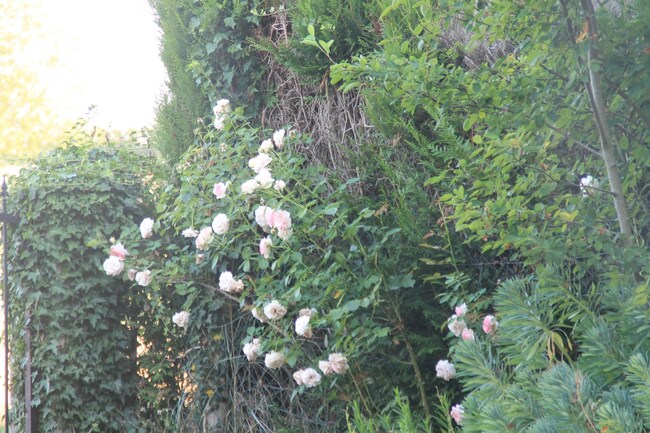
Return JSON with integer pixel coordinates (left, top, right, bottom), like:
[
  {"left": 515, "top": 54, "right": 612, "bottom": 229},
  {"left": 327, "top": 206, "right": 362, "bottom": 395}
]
[{"left": 1, "top": 178, "right": 19, "bottom": 433}]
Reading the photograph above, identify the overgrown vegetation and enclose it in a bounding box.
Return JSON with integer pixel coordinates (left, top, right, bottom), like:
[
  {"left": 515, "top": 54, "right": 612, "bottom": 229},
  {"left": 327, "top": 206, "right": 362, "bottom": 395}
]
[{"left": 7, "top": 0, "right": 649, "bottom": 431}]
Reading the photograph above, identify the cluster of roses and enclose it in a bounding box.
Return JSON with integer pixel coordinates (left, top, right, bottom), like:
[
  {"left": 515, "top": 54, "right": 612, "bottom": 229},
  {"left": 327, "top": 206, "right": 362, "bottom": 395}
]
[
  {"left": 435, "top": 302, "right": 499, "bottom": 425},
  {"left": 102, "top": 217, "right": 155, "bottom": 286}
]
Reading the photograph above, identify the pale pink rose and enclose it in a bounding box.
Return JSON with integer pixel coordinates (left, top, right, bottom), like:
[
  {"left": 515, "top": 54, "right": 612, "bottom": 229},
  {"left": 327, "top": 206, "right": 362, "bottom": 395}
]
[
  {"left": 211, "top": 213, "right": 229, "bottom": 235},
  {"left": 266, "top": 209, "right": 292, "bottom": 240},
  {"left": 110, "top": 243, "right": 128, "bottom": 261},
  {"left": 243, "top": 338, "right": 261, "bottom": 361},
  {"left": 318, "top": 360, "right": 334, "bottom": 376},
  {"left": 255, "top": 168, "right": 274, "bottom": 189},
  {"left": 248, "top": 153, "right": 272, "bottom": 173},
  {"left": 263, "top": 300, "right": 287, "bottom": 321},
  {"left": 103, "top": 256, "right": 124, "bottom": 276},
  {"left": 482, "top": 315, "right": 498, "bottom": 334},
  {"left": 195, "top": 227, "right": 214, "bottom": 250},
  {"left": 214, "top": 114, "right": 225, "bottom": 130},
  {"left": 295, "top": 315, "right": 312, "bottom": 338},
  {"left": 450, "top": 404, "right": 464, "bottom": 425},
  {"left": 213, "top": 98, "right": 230, "bottom": 115},
  {"left": 127, "top": 268, "right": 137, "bottom": 281},
  {"left": 135, "top": 270, "right": 152, "bottom": 287},
  {"left": 435, "top": 359, "right": 456, "bottom": 381},
  {"left": 328, "top": 353, "right": 348, "bottom": 374},
  {"left": 299, "top": 368, "right": 321, "bottom": 387},
  {"left": 461, "top": 328, "right": 475, "bottom": 342},
  {"left": 455, "top": 303, "right": 468, "bottom": 317},
  {"left": 273, "top": 180, "right": 286, "bottom": 191},
  {"left": 293, "top": 369, "right": 306, "bottom": 385},
  {"left": 448, "top": 316, "right": 467, "bottom": 337},
  {"left": 272, "top": 129, "right": 285, "bottom": 148},
  {"left": 140, "top": 218, "right": 154, "bottom": 239},
  {"left": 213, "top": 182, "right": 227, "bottom": 199},
  {"left": 264, "top": 351, "right": 285, "bottom": 369},
  {"left": 259, "top": 237, "right": 272, "bottom": 259},
  {"left": 195, "top": 254, "right": 205, "bottom": 264},
  {"left": 259, "top": 139, "right": 273, "bottom": 153},
  {"left": 240, "top": 179, "right": 259, "bottom": 194},
  {"left": 172, "top": 311, "right": 190, "bottom": 328},
  {"left": 219, "top": 271, "right": 244, "bottom": 293},
  {"left": 255, "top": 206, "right": 273, "bottom": 232},
  {"left": 251, "top": 307, "right": 267, "bottom": 323},
  {"left": 182, "top": 228, "right": 199, "bottom": 238}
]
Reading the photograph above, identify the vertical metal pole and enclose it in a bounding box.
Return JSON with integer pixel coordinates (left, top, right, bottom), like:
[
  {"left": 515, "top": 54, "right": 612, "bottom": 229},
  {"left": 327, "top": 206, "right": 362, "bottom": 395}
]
[
  {"left": 2, "top": 177, "right": 8, "bottom": 433},
  {"left": 24, "top": 311, "right": 31, "bottom": 433}
]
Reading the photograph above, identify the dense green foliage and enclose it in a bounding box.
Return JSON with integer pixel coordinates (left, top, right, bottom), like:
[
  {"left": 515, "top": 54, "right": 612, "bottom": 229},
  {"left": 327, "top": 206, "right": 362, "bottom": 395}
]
[
  {"left": 8, "top": 139, "right": 157, "bottom": 432},
  {"left": 8, "top": 0, "right": 649, "bottom": 431}
]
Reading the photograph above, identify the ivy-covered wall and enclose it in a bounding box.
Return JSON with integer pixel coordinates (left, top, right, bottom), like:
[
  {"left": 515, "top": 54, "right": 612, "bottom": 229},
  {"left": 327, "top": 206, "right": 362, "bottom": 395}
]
[{"left": 8, "top": 143, "right": 156, "bottom": 432}]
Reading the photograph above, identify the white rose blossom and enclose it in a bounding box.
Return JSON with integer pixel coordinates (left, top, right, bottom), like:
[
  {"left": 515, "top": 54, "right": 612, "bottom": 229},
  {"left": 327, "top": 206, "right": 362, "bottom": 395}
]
[
  {"left": 182, "top": 228, "right": 199, "bottom": 238},
  {"left": 213, "top": 98, "right": 230, "bottom": 115},
  {"left": 293, "top": 368, "right": 321, "bottom": 387},
  {"left": 318, "top": 360, "right": 335, "bottom": 376},
  {"left": 255, "top": 206, "right": 273, "bottom": 232},
  {"left": 255, "top": 168, "right": 274, "bottom": 189},
  {"left": 328, "top": 353, "right": 349, "bottom": 374},
  {"left": 273, "top": 180, "right": 286, "bottom": 191},
  {"left": 435, "top": 359, "right": 456, "bottom": 381},
  {"left": 263, "top": 300, "right": 287, "bottom": 321},
  {"left": 455, "top": 303, "right": 468, "bottom": 317},
  {"left": 295, "top": 315, "right": 312, "bottom": 338},
  {"left": 219, "top": 271, "right": 244, "bottom": 293},
  {"left": 241, "top": 179, "right": 259, "bottom": 195},
  {"left": 242, "top": 338, "right": 261, "bottom": 362},
  {"left": 248, "top": 153, "right": 272, "bottom": 173},
  {"left": 259, "top": 139, "right": 273, "bottom": 153},
  {"left": 211, "top": 213, "right": 229, "bottom": 235},
  {"left": 103, "top": 256, "right": 124, "bottom": 276},
  {"left": 264, "top": 351, "right": 285, "bottom": 369},
  {"left": 140, "top": 218, "right": 154, "bottom": 239},
  {"left": 195, "top": 227, "right": 214, "bottom": 250},
  {"left": 172, "top": 311, "right": 190, "bottom": 328},
  {"left": 135, "top": 270, "right": 152, "bottom": 287},
  {"left": 448, "top": 315, "right": 467, "bottom": 337},
  {"left": 272, "top": 129, "right": 285, "bottom": 148},
  {"left": 251, "top": 307, "right": 267, "bottom": 323}
]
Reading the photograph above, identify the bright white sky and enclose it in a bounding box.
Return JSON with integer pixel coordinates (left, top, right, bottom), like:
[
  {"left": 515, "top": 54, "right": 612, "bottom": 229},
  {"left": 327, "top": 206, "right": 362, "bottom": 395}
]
[{"left": 29, "top": 0, "right": 168, "bottom": 130}]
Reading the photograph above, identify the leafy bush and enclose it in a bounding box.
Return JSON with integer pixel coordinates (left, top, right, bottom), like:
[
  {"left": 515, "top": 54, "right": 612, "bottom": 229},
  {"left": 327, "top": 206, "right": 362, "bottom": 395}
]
[{"left": 8, "top": 139, "right": 159, "bottom": 432}]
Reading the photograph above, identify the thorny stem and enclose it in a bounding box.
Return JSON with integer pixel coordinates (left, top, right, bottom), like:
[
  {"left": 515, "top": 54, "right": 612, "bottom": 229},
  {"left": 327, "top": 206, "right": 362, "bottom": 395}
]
[{"left": 391, "top": 300, "right": 432, "bottom": 421}]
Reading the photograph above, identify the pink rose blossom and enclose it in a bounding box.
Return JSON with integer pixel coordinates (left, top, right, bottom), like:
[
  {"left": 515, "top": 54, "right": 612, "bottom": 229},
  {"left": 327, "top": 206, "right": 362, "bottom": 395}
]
[
  {"left": 259, "top": 237, "right": 272, "bottom": 259},
  {"left": 435, "top": 359, "right": 456, "bottom": 381},
  {"left": 455, "top": 303, "right": 468, "bottom": 317},
  {"left": 450, "top": 404, "right": 464, "bottom": 425},
  {"left": 461, "top": 328, "right": 475, "bottom": 342},
  {"left": 213, "top": 182, "right": 227, "bottom": 199},
  {"left": 127, "top": 268, "right": 137, "bottom": 281},
  {"left": 110, "top": 243, "right": 128, "bottom": 261},
  {"left": 482, "top": 315, "right": 499, "bottom": 334}
]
